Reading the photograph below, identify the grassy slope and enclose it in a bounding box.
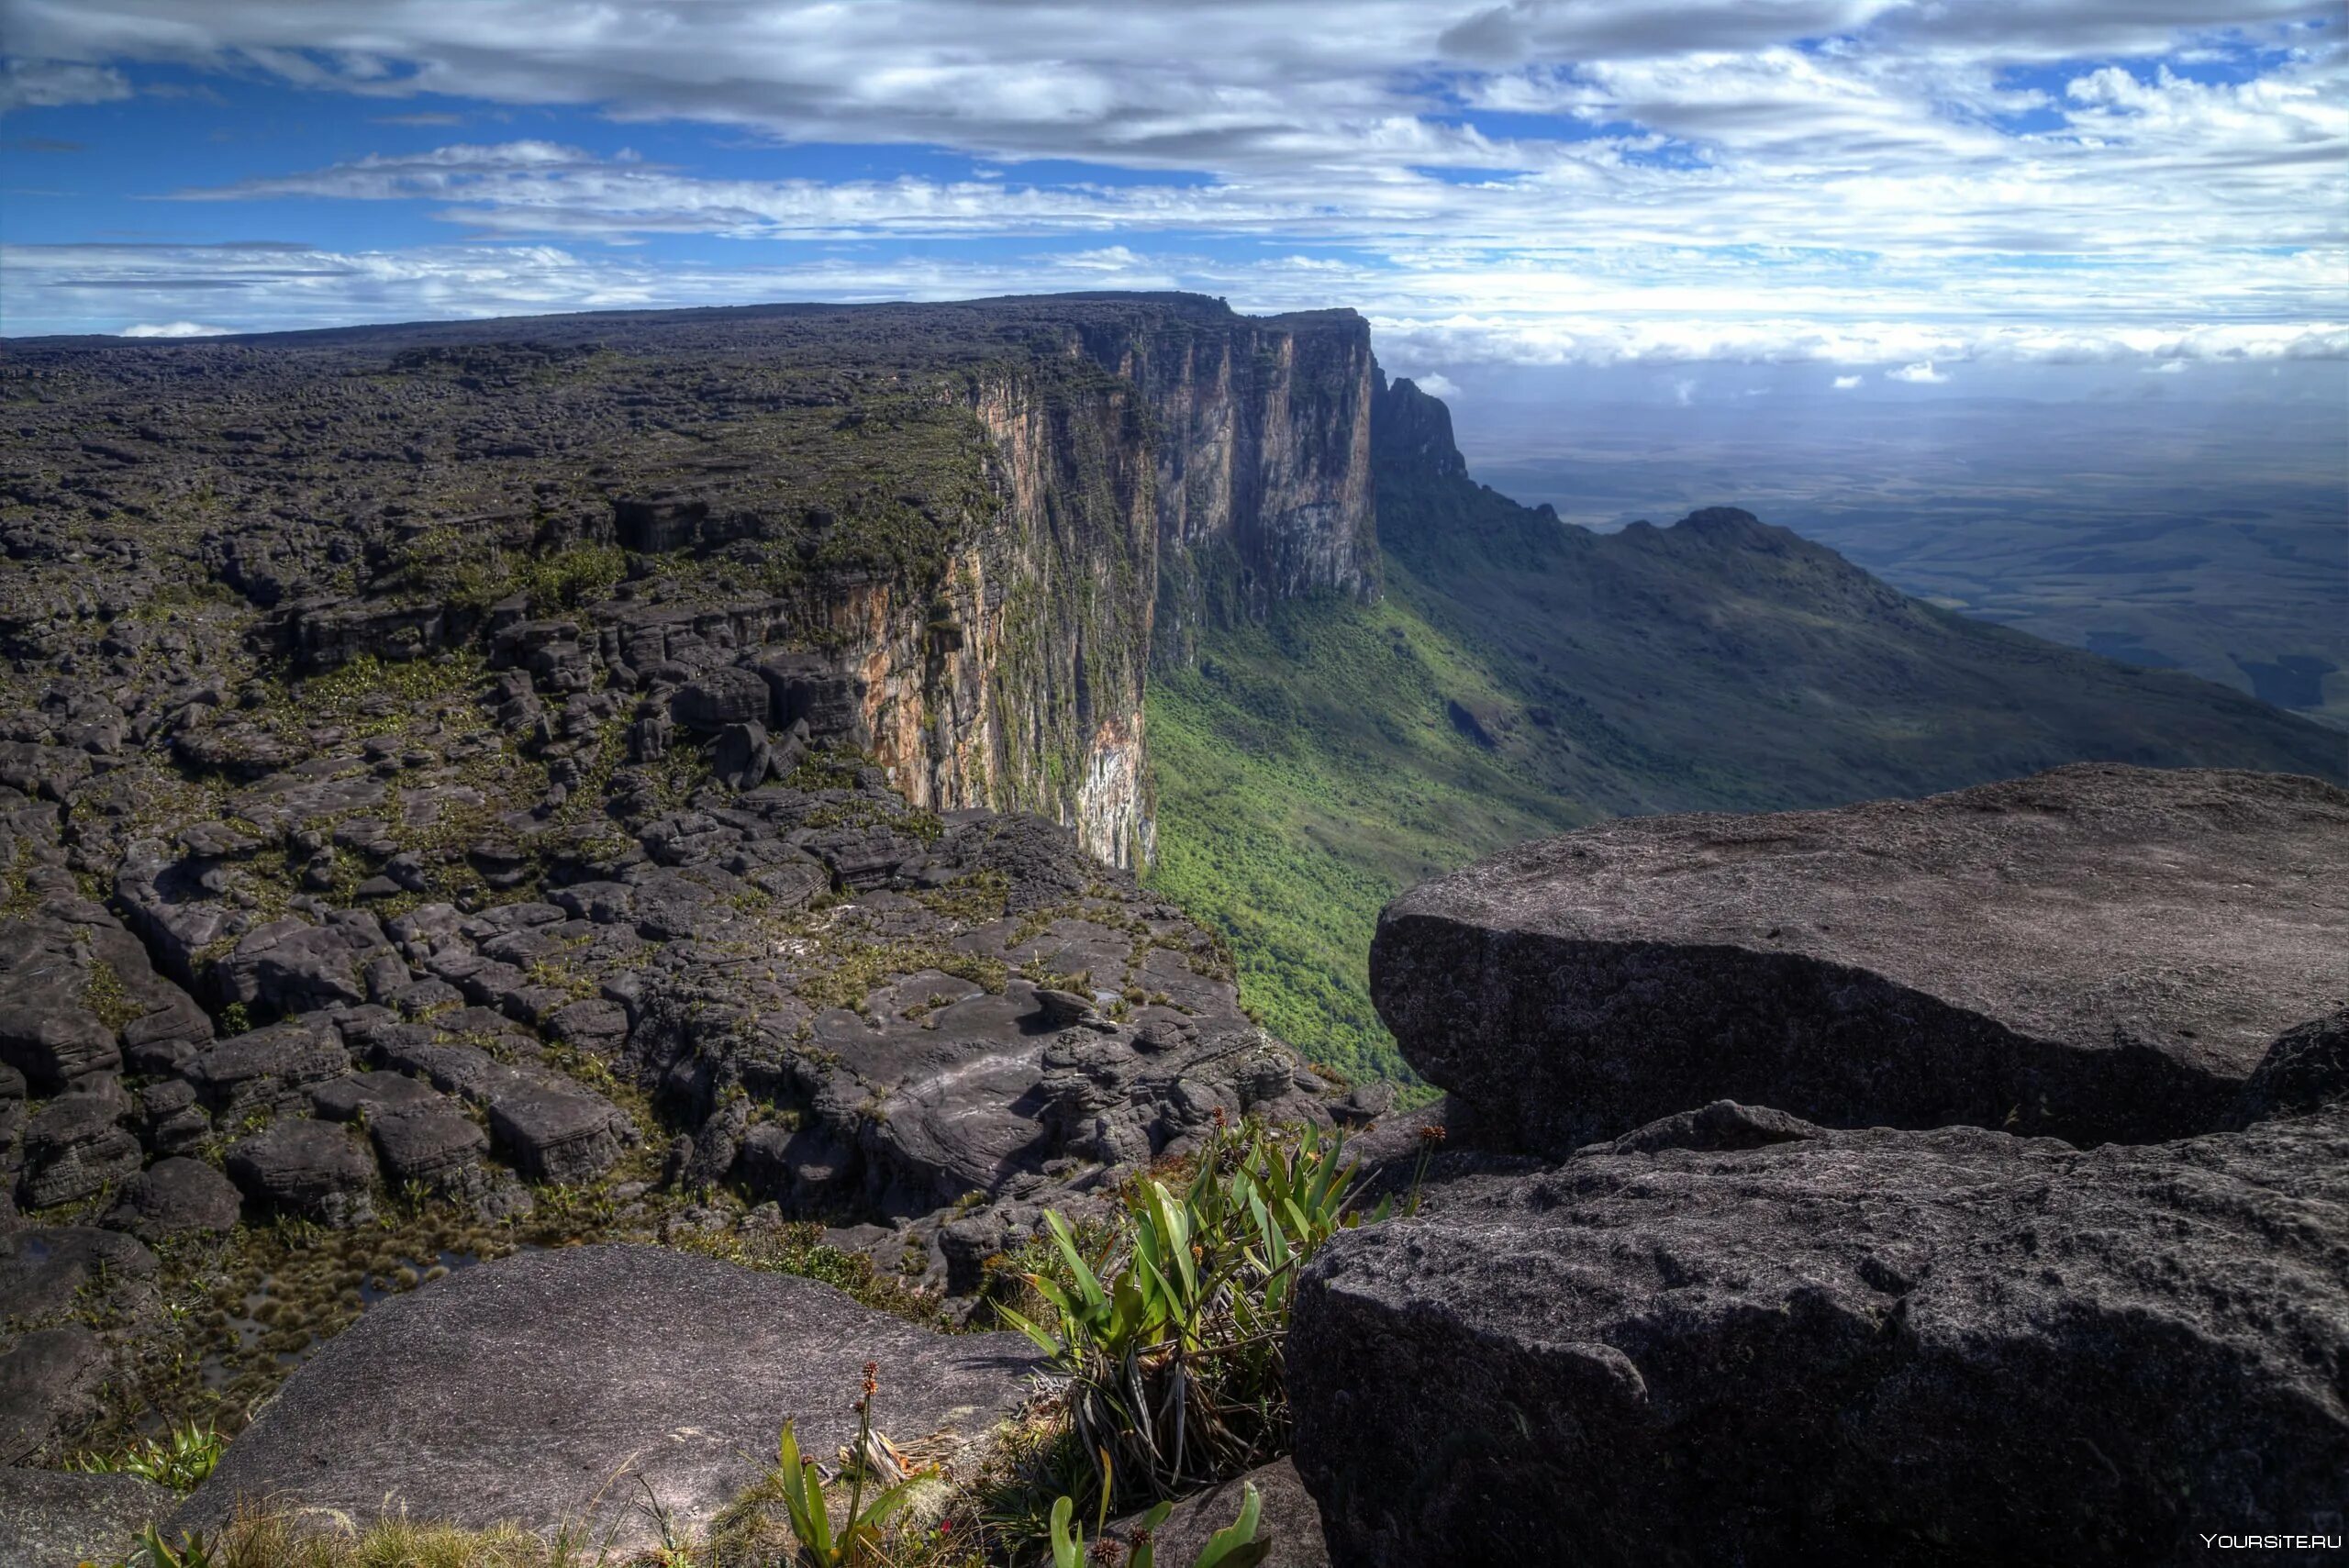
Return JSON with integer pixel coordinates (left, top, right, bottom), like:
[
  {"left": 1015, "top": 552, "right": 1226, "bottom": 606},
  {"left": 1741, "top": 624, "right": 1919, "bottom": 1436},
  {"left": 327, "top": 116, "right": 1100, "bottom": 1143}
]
[{"left": 1145, "top": 575, "right": 1589, "bottom": 1084}]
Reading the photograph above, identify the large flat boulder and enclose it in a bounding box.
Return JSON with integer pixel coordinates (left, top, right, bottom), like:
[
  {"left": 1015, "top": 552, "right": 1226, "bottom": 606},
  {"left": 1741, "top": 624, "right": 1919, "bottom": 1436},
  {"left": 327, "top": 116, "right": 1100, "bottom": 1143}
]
[
  {"left": 1289, "top": 1106, "right": 2349, "bottom": 1568},
  {"left": 173, "top": 1244, "right": 1042, "bottom": 1549},
  {"left": 1373, "top": 764, "right": 2349, "bottom": 1151}
]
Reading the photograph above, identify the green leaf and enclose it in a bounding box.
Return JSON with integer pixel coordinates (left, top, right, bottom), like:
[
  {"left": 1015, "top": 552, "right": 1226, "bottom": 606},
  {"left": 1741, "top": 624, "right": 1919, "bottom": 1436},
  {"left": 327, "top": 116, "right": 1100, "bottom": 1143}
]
[
  {"left": 1049, "top": 1495, "right": 1083, "bottom": 1568},
  {"left": 1193, "top": 1482, "right": 1265, "bottom": 1567},
  {"left": 1047, "top": 1210, "right": 1108, "bottom": 1316},
  {"left": 996, "top": 1299, "right": 1066, "bottom": 1360}
]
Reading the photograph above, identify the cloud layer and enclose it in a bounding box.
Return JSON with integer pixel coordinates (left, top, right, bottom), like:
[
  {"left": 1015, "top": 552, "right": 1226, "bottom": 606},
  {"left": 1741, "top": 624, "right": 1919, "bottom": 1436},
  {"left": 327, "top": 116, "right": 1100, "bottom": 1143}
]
[{"left": 1, "top": 0, "right": 2341, "bottom": 359}]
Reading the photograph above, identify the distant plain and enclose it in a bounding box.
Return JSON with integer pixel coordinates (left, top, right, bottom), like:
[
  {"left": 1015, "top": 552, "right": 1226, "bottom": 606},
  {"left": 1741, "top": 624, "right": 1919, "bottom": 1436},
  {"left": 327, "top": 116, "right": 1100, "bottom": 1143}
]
[{"left": 1457, "top": 386, "right": 2348, "bottom": 733}]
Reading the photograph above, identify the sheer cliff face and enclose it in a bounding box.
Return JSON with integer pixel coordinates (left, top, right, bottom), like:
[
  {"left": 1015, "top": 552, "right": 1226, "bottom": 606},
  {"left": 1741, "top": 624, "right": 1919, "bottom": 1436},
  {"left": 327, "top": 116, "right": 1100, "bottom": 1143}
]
[
  {"left": 1074, "top": 308, "right": 1380, "bottom": 667},
  {"left": 962, "top": 371, "right": 1157, "bottom": 867},
  {"left": 902, "top": 300, "right": 1379, "bottom": 863}
]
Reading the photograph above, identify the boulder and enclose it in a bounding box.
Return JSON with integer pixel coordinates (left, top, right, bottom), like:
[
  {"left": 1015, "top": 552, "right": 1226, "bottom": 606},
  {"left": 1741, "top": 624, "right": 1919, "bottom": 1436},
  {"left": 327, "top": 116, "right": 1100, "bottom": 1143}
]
[
  {"left": 225, "top": 1118, "right": 376, "bottom": 1227},
  {"left": 106, "top": 1156, "right": 244, "bottom": 1239},
  {"left": 0, "top": 1466, "right": 174, "bottom": 1568},
  {"left": 188, "top": 1021, "right": 350, "bottom": 1120},
  {"left": 1290, "top": 1107, "right": 2349, "bottom": 1568},
  {"left": 1373, "top": 764, "right": 2349, "bottom": 1153},
  {"left": 670, "top": 666, "right": 771, "bottom": 733},
  {"left": 214, "top": 917, "right": 375, "bottom": 1015},
  {"left": 172, "top": 1244, "right": 1043, "bottom": 1549},
  {"left": 1113, "top": 1458, "right": 1331, "bottom": 1567},
  {"left": 367, "top": 1103, "right": 490, "bottom": 1190},
  {"left": 711, "top": 719, "right": 772, "bottom": 791},
  {"left": 17, "top": 1094, "right": 141, "bottom": 1209},
  {"left": 0, "top": 1006, "right": 117, "bottom": 1095},
  {"left": 308, "top": 1070, "right": 443, "bottom": 1122},
  {"left": 2236, "top": 1007, "right": 2349, "bottom": 1125},
  {"left": 0, "top": 1227, "right": 159, "bottom": 1325}
]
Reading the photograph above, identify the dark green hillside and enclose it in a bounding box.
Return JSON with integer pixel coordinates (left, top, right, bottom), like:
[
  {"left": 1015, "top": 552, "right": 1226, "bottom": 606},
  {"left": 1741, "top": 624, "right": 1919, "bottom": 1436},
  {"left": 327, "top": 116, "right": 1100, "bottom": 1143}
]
[{"left": 1148, "top": 373, "right": 2348, "bottom": 1081}]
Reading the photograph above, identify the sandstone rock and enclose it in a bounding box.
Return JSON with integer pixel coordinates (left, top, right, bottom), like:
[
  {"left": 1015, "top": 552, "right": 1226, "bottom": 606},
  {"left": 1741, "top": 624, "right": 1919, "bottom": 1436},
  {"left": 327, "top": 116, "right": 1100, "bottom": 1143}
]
[
  {"left": 134, "top": 1080, "right": 209, "bottom": 1158},
  {"left": 106, "top": 1156, "right": 244, "bottom": 1239},
  {"left": 213, "top": 918, "right": 372, "bottom": 1015},
  {"left": 0, "top": 1007, "right": 117, "bottom": 1095},
  {"left": 0, "top": 1227, "right": 158, "bottom": 1324},
  {"left": 2236, "top": 1007, "right": 2349, "bottom": 1125},
  {"left": 308, "top": 1070, "right": 444, "bottom": 1121},
  {"left": 1373, "top": 765, "right": 2349, "bottom": 1153},
  {"left": 17, "top": 1094, "right": 142, "bottom": 1209},
  {"left": 368, "top": 1103, "right": 490, "bottom": 1190},
  {"left": 0, "top": 1466, "right": 175, "bottom": 1568},
  {"left": 225, "top": 1118, "right": 376, "bottom": 1227},
  {"left": 711, "top": 719, "right": 771, "bottom": 791},
  {"left": 670, "top": 666, "right": 770, "bottom": 733},
  {"left": 172, "top": 1244, "right": 1043, "bottom": 1549},
  {"left": 188, "top": 1021, "right": 350, "bottom": 1120},
  {"left": 1291, "top": 1109, "right": 2349, "bottom": 1567}
]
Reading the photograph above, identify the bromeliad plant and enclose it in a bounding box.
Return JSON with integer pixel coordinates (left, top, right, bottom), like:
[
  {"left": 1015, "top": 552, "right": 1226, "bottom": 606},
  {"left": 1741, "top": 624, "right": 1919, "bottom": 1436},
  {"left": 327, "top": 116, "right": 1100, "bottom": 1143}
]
[
  {"left": 998, "top": 1118, "right": 1385, "bottom": 1509},
  {"left": 74, "top": 1420, "right": 224, "bottom": 1491},
  {"left": 774, "top": 1362, "right": 929, "bottom": 1567}
]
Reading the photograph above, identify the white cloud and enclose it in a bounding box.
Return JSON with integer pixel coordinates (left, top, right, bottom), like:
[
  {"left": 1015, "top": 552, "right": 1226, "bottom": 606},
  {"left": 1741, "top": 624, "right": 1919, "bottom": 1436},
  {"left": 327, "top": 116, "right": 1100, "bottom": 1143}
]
[
  {"left": 1671, "top": 376, "right": 1699, "bottom": 406},
  {"left": 0, "top": 58, "right": 131, "bottom": 113},
  {"left": 1411, "top": 372, "right": 1461, "bottom": 397},
  {"left": 119, "top": 319, "right": 230, "bottom": 337},
  {"left": 1831, "top": 373, "right": 1864, "bottom": 388},
  {"left": 2148, "top": 359, "right": 2188, "bottom": 373},
  {"left": 1, "top": 2, "right": 2342, "bottom": 350},
  {"left": 1887, "top": 360, "right": 1947, "bottom": 383}
]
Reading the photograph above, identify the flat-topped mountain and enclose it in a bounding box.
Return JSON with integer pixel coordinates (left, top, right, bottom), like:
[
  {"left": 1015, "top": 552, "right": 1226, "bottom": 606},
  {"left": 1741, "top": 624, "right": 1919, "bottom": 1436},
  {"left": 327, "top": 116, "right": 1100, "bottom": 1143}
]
[{"left": 2, "top": 293, "right": 2341, "bottom": 1474}]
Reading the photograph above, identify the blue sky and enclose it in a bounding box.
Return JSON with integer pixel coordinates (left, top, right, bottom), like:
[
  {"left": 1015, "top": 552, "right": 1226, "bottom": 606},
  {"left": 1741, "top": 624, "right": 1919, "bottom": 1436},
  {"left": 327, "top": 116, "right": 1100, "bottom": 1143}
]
[{"left": 2, "top": 0, "right": 2343, "bottom": 392}]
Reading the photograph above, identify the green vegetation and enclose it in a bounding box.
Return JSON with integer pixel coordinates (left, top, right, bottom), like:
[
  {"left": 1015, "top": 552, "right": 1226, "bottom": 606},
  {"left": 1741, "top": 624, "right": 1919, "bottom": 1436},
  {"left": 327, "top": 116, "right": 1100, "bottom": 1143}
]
[
  {"left": 72, "top": 1420, "right": 223, "bottom": 1490},
  {"left": 1145, "top": 584, "right": 1587, "bottom": 1083},
  {"left": 995, "top": 1120, "right": 1387, "bottom": 1515},
  {"left": 1048, "top": 1484, "right": 1265, "bottom": 1568},
  {"left": 771, "top": 1394, "right": 928, "bottom": 1567}
]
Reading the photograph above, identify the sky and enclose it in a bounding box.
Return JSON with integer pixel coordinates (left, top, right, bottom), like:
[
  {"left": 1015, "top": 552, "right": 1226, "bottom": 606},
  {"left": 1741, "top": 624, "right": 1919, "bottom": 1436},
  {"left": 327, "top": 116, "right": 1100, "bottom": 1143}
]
[{"left": 1, "top": 0, "right": 2343, "bottom": 397}]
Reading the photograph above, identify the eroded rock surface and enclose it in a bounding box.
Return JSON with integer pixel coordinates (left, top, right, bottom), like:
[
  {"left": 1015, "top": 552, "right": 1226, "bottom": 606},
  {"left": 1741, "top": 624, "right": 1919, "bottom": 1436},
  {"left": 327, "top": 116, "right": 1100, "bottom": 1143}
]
[
  {"left": 173, "top": 1244, "right": 1042, "bottom": 1548},
  {"left": 0, "top": 1467, "right": 173, "bottom": 1568},
  {"left": 1373, "top": 763, "right": 2349, "bottom": 1153}
]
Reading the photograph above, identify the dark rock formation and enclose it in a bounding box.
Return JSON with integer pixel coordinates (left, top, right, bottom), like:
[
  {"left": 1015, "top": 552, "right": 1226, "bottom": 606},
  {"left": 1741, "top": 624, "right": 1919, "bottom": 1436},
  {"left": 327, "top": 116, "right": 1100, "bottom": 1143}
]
[
  {"left": 2236, "top": 1007, "right": 2349, "bottom": 1125},
  {"left": 105, "top": 1157, "right": 244, "bottom": 1239},
  {"left": 1292, "top": 1107, "right": 2349, "bottom": 1568},
  {"left": 225, "top": 1118, "right": 377, "bottom": 1228},
  {"left": 1374, "top": 764, "right": 2349, "bottom": 1153},
  {"left": 173, "top": 1244, "right": 1043, "bottom": 1549}
]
